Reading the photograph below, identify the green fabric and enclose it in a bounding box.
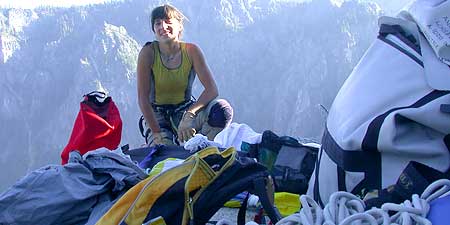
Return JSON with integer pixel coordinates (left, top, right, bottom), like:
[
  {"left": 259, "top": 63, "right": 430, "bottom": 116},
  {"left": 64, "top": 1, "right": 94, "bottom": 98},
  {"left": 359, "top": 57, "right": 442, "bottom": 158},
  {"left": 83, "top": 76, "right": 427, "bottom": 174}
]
[{"left": 152, "top": 42, "right": 195, "bottom": 105}]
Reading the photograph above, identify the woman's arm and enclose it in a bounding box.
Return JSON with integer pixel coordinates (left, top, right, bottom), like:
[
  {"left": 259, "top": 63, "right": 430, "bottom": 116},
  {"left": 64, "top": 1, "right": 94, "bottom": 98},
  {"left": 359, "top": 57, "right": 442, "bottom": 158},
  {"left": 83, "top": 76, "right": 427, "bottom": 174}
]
[
  {"left": 186, "top": 43, "right": 219, "bottom": 115},
  {"left": 137, "top": 44, "right": 161, "bottom": 133}
]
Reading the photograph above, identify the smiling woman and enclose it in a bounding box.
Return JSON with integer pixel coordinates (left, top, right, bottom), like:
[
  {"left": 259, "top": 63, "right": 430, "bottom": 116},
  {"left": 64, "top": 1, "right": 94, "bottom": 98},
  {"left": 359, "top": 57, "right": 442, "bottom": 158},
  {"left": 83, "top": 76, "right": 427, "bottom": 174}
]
[
  {"left": 0, "top": 0, "right": 116, "bottom": 9},
  {"left": 137, "top": 4, "right": 234, "bottom": 146}
]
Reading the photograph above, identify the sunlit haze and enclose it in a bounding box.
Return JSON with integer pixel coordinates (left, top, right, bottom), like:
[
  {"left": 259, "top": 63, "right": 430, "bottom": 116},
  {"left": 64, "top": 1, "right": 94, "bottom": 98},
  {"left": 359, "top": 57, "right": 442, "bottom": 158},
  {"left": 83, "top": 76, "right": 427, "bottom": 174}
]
[{"left": 0, "top": 0, "right": 118, "bottom": 8}]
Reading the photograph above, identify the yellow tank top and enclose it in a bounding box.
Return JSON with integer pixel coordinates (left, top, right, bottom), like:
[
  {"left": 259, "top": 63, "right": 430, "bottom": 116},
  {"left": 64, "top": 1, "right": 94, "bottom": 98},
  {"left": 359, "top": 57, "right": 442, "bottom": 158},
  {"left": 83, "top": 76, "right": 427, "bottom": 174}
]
[{"left": 150, "top": 42, "right": 196, "bottom": 105}]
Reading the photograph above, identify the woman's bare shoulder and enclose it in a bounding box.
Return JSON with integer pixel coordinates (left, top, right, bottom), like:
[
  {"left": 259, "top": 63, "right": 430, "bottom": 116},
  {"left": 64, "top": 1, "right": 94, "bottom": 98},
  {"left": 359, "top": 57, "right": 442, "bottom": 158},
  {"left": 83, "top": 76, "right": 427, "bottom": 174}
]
[
  {"left": 185, "top": 42, "right": 203, "bottom": 59},
  {"left": 139, "top": 42, "right": 155, "bottom": 63},
  {"left": 141, "top": 42, "right": 154, "bottom": 54},
  {"left": 185, "top": 42, "right": 200, "bottom": 51}
]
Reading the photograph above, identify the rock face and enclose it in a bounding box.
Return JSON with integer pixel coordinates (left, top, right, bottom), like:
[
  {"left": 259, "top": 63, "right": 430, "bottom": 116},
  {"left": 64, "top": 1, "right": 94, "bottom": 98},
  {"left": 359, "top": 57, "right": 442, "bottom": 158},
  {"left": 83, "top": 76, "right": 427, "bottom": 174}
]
[{"left": 0, "top": 0, "right": 382, "bottom": 191}]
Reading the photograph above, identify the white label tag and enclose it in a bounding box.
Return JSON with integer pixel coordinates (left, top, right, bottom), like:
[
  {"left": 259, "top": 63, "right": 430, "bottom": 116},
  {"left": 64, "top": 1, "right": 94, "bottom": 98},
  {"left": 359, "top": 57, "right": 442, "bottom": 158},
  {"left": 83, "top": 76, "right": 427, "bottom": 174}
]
[{"left": 408, "top": 0, "right": 450, "bottom": 65}]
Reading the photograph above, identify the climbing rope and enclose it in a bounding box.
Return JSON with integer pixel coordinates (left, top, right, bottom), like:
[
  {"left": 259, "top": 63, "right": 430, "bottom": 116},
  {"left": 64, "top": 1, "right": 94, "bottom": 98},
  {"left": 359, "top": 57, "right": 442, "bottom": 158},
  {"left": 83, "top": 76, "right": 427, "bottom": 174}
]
[
  {"left": 322, "top": 191, "right": 365, "bottom": 225},
  {"left": 275, "top": 195, "right": 323, "bottom": 225},
  {"left": 275, "top": 179, "right": 450, "bottom": 225}
]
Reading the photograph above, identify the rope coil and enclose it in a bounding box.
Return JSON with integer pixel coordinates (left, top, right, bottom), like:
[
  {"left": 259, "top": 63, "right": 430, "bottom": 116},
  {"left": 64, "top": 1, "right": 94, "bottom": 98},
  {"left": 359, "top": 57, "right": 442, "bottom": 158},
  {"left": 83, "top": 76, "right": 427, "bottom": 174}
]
[{"left": 274, "top": 179, "right": 450, "bottom": 225}]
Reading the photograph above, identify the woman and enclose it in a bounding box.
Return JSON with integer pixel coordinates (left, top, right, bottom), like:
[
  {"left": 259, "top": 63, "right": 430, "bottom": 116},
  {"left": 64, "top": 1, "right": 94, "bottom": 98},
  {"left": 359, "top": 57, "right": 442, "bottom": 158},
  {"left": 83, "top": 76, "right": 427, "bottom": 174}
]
[{"left": 137, "top": 4, "right": 233, "bottom": 146}]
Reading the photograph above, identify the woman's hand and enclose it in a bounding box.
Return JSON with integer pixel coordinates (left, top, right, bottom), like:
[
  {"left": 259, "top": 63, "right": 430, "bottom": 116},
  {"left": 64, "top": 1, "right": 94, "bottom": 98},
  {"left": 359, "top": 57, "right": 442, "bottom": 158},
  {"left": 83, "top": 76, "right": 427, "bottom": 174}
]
[
  {"left": 151, "top": 132, "right": 173, "bottom": 146},
  {"left": 177, "top": 111, "right": 197, "bottom": 143}
]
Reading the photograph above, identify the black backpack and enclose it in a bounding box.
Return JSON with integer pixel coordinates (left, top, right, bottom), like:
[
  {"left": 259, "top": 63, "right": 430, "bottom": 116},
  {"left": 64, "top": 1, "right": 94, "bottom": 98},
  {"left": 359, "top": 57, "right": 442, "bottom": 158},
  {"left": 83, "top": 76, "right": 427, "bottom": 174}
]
[
  {"left": 98, "top": 147, "right": 281, "bottom": 225},
  {"left": 242, "top": 130, "right": 319, "bottom": 194}
]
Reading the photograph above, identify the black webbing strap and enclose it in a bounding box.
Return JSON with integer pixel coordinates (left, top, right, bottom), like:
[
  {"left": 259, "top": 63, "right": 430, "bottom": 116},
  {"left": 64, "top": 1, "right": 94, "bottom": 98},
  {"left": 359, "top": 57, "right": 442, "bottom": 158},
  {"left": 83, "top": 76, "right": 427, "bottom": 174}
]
[
  {"left": 313, "top": 144, "right": 325, "bottom": 207},
  {"left": 138, "top": 115, "right": 150, "bottom": 144},
  {"left": 378, "top": 24, "right": 420, "bottom": 54},
  {"left": 252, "top": 177, "right": 281, "bottom": 224},
  {"left": 237, "top": 192, "right": 250, "bottom": 225},
  {"left": 442, "top": 104, "right": 450, "bottom": 174},
  {"left": 84, "top": 91, "right": 110, "bottom": 106}
]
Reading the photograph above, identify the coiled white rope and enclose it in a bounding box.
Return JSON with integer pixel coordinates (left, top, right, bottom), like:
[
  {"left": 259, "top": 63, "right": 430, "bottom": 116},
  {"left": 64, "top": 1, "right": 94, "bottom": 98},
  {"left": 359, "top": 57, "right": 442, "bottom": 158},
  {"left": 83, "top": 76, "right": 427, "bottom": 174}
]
[
  {"left": 275, "top": 179, "right": 450, "bottom": 225},
  {"left": 339, "top": 207, "right": 390, "bottom": 225},
  {"left": 275, "top": 195, "right": 324, "bottom": 225},
  {"left": 421, "top": 179, "right": 450, "bottom": 202},
  {"left": 381, "top": 195, "right": 430, "bottom": 225},
  {"left": 323, "top": 191, "right": 365, "bottom": 225}
]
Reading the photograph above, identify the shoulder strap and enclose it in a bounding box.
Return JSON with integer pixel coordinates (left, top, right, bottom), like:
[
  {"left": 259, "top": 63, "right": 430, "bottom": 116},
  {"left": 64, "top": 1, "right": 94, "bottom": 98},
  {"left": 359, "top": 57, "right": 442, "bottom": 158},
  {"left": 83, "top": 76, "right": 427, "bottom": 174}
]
[
  {"left": 237, "top": 193, "right": 250, "bottom": 225},
  {"left": 138, "top": 115, "right": 150, "bottom": 144},
  {"left": 378, "top": 24, "right": 420, "bottom": 54},
  {"left": 377, "top": 24, "right": 423, "bottom": 66},
  {"left": 236, "top": 177, "right": 281, "bottom": 225}
]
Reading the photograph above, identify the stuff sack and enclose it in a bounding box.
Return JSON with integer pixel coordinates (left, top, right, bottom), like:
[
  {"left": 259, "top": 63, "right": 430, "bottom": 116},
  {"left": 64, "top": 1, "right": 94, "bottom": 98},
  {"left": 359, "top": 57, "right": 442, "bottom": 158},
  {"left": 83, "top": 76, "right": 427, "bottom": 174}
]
[
  {"left": 124, "top": 144, "right": 192, "bottom": 169},
  {"left": 61, "top": 91, "right": 122, "bottom": 164},
  {"left": 307, "top": 3, "right": 450, "bottom": 206},
  {"left": 96, "top": 146, "right": 281, "bottom": 225},
  {"left": 242, "top": 130, "right": 319, "bottom": 194}
]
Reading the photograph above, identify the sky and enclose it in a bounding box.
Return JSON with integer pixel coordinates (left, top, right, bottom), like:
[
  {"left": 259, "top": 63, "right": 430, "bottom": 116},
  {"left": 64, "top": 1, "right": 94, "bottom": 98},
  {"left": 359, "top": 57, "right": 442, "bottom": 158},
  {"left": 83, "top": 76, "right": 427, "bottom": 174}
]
[
  {"left": 0, "top": 0, "right": 117, "bottom": 8},
  {"left": 0, "top": 0, "right": 413, "bottom": 14},
  {"left": 0, "top": 0, "right": 310, "bottom": 9}
]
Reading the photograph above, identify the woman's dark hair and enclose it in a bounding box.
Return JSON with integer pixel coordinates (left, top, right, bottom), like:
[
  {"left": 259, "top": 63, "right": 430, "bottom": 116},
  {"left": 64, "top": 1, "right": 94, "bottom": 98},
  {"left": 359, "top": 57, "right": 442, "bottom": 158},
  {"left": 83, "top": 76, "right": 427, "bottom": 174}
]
[{"left": 150, "top": 4, "right": 186, "bottom": 33}]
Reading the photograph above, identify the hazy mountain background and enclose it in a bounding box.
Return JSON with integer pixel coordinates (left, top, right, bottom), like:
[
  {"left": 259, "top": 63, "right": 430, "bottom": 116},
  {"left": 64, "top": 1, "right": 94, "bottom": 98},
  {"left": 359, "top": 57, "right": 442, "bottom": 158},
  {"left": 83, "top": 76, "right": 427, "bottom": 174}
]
[{"left": 0, "top": 0, "right": 411, "bottom": 192}]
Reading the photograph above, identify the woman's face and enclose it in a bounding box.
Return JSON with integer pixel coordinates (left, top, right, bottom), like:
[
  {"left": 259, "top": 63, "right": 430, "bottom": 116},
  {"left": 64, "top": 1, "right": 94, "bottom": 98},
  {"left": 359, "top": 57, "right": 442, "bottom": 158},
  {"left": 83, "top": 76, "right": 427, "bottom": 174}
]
[{"left": 153, "top": 17, "right": 182, "bottom": 43}]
